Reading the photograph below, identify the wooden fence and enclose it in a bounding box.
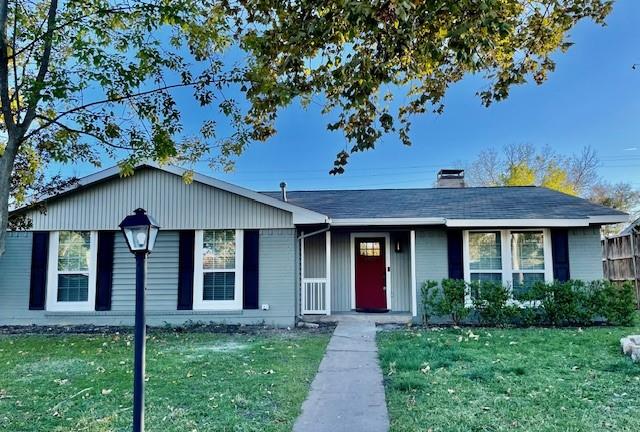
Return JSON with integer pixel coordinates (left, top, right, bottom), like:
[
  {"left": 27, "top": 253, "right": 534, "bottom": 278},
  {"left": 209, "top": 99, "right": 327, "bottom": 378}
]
[{"left": 602, "top": 233, "right": 640, "bottom": 309}]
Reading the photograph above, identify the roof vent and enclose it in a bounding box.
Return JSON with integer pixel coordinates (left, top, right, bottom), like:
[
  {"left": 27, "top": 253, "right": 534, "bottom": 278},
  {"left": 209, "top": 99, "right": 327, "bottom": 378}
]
[
  {"left": 436, "top": 169, "right": 466, "bottom": 188},
  {"left": 279, "top": 181, "right": 288, "bottom": 202}
]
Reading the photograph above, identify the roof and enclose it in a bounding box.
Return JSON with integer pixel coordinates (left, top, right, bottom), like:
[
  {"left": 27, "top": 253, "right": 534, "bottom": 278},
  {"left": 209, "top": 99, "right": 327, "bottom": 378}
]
[
  {"left": 619, "top": 216, "right": 640, "bottom": 235},
  {"left": 12, "top": 162, "right": 628, "bottom": 228},
  {"left": 262, "top": 186, "right": 628, "bottom": 226}
]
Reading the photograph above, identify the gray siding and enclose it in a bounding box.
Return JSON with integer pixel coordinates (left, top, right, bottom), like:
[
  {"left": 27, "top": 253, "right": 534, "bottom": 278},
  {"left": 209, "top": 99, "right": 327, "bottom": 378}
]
[
  {"left": 390, "top": 232, "right": 411, "bottom": 312},
  {"left": 414, "top": 229, "right": 449, "bottom": 319},
  {"left": 0, "top": 232, "right": 34, "bottom": 319},
  {"left": 330, "top": 232, "right": 351, "bottom": 312},
  {"left": 0, "top": 229, "right": 296, "bottom": 327},
  {"left": 23, "top": 168, "right": 293, "bottom": 231},
  {"left": 303, "top": 234, "right": 326, "bottom": 278},
  {"left": 568, "top": 227, "right": 603, "bottom": 281}
]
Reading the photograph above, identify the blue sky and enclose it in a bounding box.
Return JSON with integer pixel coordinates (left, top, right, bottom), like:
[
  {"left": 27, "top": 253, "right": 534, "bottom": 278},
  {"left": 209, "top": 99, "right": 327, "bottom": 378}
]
[{"left": 57, "top": 0, "right": 640, "bottom": 192}]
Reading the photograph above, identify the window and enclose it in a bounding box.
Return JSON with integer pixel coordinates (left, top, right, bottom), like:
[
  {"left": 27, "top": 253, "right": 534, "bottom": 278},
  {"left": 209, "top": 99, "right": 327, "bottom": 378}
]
[
  {"left": 193, "top": 230, "right": 243, "bottom": 310},
  {"left": 468, "top": 232, "right": 502, "bottom": 283},
  {"left": 47, "top": 231, "right": 97, "bottom": 311},
  {"left": 463, "top": 229, "right": 552, "bottom": 304},
  {"left": 359, "top": 241, "right": 381, "bottom": 257},
  {"left": 511, "top": 231, "right": 546, "bottom": 298}
]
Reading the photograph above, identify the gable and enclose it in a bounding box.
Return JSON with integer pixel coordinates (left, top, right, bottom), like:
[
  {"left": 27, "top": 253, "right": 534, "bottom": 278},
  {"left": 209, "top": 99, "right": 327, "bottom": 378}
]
[{"left": 22, "top": 167, "right": 295, "bottom": 230}]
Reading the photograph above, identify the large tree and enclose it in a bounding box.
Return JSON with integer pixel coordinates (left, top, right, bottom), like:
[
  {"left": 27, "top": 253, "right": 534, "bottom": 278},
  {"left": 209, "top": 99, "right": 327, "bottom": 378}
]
[
  {"left": 466, "top": 143, "right": 601, "bottom": 195},
  {"left": 0, "top": 0, "right": 613, "bottom": 254}
]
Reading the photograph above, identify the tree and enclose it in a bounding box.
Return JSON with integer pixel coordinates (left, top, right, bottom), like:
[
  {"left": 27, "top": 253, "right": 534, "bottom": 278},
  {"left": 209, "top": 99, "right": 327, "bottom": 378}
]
[
  {"left": 0, "top": 0, "right": 614, "bottom": 254},
  {"left": 467, "top": 143, "right": 598, "bottom": 196},
  {"left": 589, "top": 181, "right": 640, "bottom": 235},
  {"left": 541, "top": 163, "right": 577, "bottom": 195},
  {"left": 589, "top": 182, "right": 640, "bottom": 214},
  {"left": 501, "top": 162, "right": 536, "bottom": 187}
]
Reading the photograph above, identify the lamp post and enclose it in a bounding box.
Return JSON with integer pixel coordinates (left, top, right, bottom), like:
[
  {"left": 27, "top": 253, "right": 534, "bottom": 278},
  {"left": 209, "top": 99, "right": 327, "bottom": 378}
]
[{"left": 119, "top": 208, "right": 160, "bottom": 432}]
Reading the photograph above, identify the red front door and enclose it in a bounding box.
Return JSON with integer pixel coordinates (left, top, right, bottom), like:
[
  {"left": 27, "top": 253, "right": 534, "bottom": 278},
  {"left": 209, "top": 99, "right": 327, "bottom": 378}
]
[{"left": 355, "top": 238, "right": 387, "bottom": 310}]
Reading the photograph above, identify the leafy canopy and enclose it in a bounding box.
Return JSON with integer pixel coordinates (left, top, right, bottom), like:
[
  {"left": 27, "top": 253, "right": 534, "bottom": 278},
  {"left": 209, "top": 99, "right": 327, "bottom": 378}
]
[
  {"left": 0, "top": 0, "right": 613, "bottom": 251},
  {"left": 2, "top": 0, "right": 613, "bottom": 179}
]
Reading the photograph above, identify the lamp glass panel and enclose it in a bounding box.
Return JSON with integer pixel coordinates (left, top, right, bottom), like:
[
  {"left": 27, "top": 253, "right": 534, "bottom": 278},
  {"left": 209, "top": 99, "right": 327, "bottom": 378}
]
[{"left": 124, "top": 226, "right": 150, "bottom": 251}]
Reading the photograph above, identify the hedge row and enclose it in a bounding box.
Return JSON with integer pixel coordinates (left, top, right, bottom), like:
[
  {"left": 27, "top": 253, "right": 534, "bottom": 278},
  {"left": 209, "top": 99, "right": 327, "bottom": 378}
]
[{"left": 421, "top": 279, "right": 637, "bottom": 327}]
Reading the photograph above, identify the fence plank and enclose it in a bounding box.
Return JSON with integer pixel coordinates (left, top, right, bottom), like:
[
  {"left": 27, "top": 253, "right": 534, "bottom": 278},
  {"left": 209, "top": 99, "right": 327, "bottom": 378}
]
[{"left": 602, "top": 233, "right": 640, "bottom": 309}]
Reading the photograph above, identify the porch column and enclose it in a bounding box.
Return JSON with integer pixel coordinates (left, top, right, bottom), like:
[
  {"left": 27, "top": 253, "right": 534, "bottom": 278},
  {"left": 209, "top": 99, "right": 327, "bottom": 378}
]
[
  {"left": 325, "top": 230, "right": 331, "bottom": 315},
  {"left": 300, "top": 231, "right": 304, "bottom": 314},
  {"left": 410, "top": 230, "right": 417, "bottom": 317}
]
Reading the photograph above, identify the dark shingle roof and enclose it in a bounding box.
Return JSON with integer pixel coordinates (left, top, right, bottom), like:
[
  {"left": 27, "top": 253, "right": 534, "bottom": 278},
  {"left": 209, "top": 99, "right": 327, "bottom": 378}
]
[{"left": 261, "top": 186, "right": 627, "bottom": 220}]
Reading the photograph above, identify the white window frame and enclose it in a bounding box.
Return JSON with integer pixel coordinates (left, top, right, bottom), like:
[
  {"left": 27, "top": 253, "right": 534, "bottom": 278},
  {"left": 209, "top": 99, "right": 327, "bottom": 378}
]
[
  {"left": 193, "top": 229, "right": 244, "bottom": 311},
  {"left": 46, "top": 231, "right": 98, "bottom": 312},
  {"left": 462, "top": 228, "right": 553, "bottom": 306}
]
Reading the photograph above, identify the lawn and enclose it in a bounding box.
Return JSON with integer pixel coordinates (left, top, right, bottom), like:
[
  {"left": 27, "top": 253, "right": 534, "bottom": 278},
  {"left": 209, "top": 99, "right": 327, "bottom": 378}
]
[
  {"left": 378, "top": 320, "right": 640, "bottom": 432},
  {"left": 0, "top": 328, "right": 330, "bottom": 432}
]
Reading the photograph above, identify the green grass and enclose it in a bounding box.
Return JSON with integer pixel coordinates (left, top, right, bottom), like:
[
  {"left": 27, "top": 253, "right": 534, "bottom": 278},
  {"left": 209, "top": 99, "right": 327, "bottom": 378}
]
[
  {"left": 0, "top": 329, "right": 330, "bottom": 431},
  {"left": 378, "top": 320, "right": 640, "bottom": 432}
]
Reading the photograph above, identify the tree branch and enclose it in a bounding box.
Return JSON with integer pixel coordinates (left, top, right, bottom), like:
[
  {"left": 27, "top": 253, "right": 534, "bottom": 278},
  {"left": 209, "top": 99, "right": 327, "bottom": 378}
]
[
  {"left": 24, "top": 77, "right": 235, "bottom": 141},
  {"left": 35, "top": 115, "right": 135, "bottom": 151},
  {"left": 11, "top": 0, "right": 19, "bottom": 116},
  {"left": 10, "top": 2, "right": 159, "bottom": 60},
  {"left": 0, "top": 0, "right": 15, "bottom": 132},
  {"left": 20, "top": 0, "right": 58, "bottom": 133}
]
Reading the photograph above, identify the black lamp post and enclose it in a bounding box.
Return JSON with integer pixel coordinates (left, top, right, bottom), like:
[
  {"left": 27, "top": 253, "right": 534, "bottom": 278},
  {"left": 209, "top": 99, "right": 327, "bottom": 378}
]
[{"left": 119, "top": 208, "right": 160, "bottom": 432}]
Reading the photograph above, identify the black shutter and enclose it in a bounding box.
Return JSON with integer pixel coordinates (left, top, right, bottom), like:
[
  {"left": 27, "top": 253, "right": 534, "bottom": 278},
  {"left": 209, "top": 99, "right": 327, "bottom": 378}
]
[
  {"left": 177, "top": 230, "right": 195, "bottom": 310},
  {"left": 243, "top": 230, "right": 260, "bottom": 310},
  {"left": 447, "top": 229, "right": 464, "bottom": 280},
  {"left": 95, "top": 231, "right": 115, "bottom": 311},
  {"left": 29, "top": 232, "right": 49, "bottom": 310},
  {"left": 551, "top": 228, "right": 570, "bottom": 281}
]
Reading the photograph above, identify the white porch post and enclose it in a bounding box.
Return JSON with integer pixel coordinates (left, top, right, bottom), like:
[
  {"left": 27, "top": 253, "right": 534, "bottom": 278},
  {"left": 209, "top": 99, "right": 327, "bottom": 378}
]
[
  {"left": 300, "top": 232, "right": 305, "bottom": 314},
  {"left": 325, "top": 230, "right": 331, "bottom": 316},
  {"left": 410, "top": 230, "right": 417, "bottom": 317}
]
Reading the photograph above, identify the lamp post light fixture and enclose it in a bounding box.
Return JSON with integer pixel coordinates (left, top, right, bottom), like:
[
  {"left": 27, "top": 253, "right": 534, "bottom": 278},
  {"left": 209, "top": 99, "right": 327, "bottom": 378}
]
[{"left": 119, "top": 208, "right": 160, "bottom": 432}]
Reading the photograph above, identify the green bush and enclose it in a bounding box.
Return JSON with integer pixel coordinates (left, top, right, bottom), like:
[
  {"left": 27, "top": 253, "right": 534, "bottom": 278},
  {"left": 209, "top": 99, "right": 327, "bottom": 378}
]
[
  {"left": 422, "top": 279, "right": 470, "bottom": 325},
  {"left": 420, "top": 278, "right": 637, "bottom": 327},
  {"left": 420, "top": 280, "right": 438, "bottom": 325},
  {"left": 510, "top": 305, "right": 544, "bottom": 327},
  {"left": 471, "top": 281, "right": 516, "bottom": 326},
  {"left": 600, "top": 281, "right": 637, "bottom": 325},
  {"left": 526, "top": 280, "right": 636, "bottom": 327},
  {"left": 526, "top": 281, "right": 593, "bottom": 326}
]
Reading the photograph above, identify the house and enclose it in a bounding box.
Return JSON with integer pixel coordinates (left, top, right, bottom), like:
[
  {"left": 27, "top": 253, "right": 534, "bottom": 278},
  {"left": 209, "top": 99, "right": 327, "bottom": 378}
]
[
  {"left": 619, "top": 216, "right": 640, "bottom": 236},
  {"left": 0, "top": 164, "right": 628, "bottom": 327}
]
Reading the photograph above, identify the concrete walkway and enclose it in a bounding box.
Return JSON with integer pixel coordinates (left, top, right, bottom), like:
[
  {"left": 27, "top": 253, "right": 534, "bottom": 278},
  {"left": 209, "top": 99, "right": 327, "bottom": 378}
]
[{"left": 293, "top": 320, "right": 390, "bottom": 432}]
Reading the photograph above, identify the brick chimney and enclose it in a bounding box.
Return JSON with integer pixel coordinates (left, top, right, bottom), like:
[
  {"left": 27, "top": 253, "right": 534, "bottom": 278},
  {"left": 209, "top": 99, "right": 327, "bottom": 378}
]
[{"left": 436, "top": 169, "right": 466, "bottom": 188}]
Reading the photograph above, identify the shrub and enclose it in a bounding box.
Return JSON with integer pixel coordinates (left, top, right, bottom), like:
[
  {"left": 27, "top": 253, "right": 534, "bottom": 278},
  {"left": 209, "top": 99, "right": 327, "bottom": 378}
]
[
  {"left": 600, "top": 281, "right": 637, "bottom": 326},
  {"left": 471, "top": 281, "right": 516, "bottom": 326},
  {"left": 420, "top": 280, "right": 439, "bottom": 325},
  {"left": 526, "top": 281, "right": 593, "bottom": 326},
  {"left": 510, "top": 305, "right": 544, "bottom": 327},
  {"left": 420, "top": 278, "right": 636, "bottom": 327},
  {"left": 422, "top": 279, "right": 470, "bottom": 325}
]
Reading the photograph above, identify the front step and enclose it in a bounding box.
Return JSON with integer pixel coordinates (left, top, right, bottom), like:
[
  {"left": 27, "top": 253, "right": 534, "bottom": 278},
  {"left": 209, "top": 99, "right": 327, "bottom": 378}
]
[{"left": 300, "top": 312, "right": 413, "bottom": 325}]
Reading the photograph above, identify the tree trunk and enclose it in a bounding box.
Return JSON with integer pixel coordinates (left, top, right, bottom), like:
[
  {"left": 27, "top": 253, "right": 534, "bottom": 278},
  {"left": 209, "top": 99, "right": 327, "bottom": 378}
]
[
  {"left": 0, "top": 136, "right": 18, "bottom": 256},
  {"left": 0, "top": 156, "right": 11, "bottom": 256}
]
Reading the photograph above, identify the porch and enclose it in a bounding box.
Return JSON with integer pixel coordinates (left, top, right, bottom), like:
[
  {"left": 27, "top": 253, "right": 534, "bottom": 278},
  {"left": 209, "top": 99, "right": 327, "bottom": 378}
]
[{"left": 298, "top": 228, "right": 418, "bottom": 318}]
